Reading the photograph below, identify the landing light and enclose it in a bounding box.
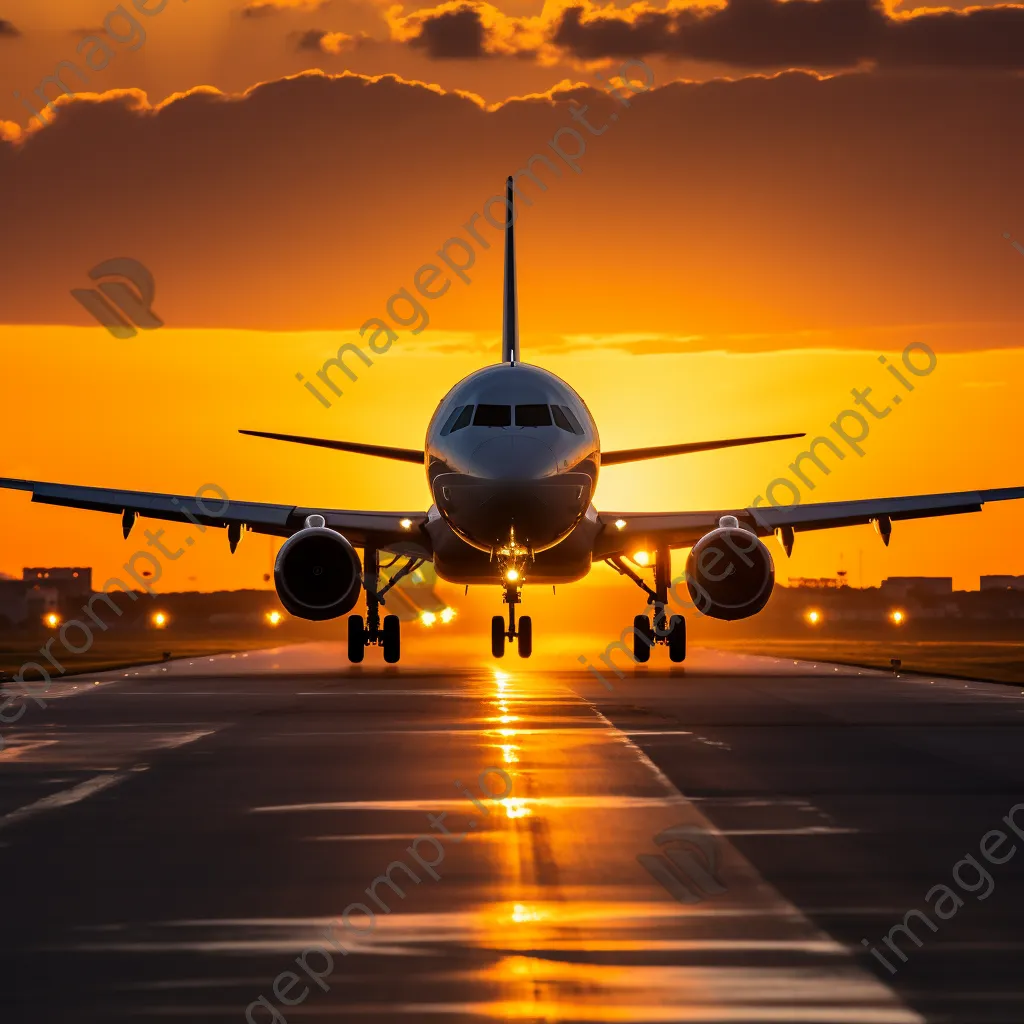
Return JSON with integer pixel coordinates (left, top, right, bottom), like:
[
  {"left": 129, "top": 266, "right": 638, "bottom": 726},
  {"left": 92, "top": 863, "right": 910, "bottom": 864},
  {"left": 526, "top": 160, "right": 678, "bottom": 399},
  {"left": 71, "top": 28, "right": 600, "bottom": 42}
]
[
  {"left": 421, "top": 610, "right": 437, "bottom": 626},
  {"left": 44, "top": 612, "right": 60, "bottom": 628},
  {"left": 440, "top": 607, "right": 455, "bottom": 624},
  {"left": 399, "top": 518, "right": 412, "bottom": 530},
  {"left": 512, "top": 903, "right": 541, "bottom": 924},
  {"left": 502, "top": 798, "right": 532, "bottom": 819},
  {"left": 266, "top": 610, "right": 282, "bottom": 626},
  {"left": 152, "top": 611, "right": 168, "bottom": 628},
  {"left": 614, "top": 519, "right": 627, "bottom": 530},
  {"left": 506, "top": 568, "right": 520, "bottom": 583},
  {"left": 805, "top": 609, "right": 822, "bottom": 626},
  {"left": 890, "top": 609, "right": 906, "bottom": 625}
]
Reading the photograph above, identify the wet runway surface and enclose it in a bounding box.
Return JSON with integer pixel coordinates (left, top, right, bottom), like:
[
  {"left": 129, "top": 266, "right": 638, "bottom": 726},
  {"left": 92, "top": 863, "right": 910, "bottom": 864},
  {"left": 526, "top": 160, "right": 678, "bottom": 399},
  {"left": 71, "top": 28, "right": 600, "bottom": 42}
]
[{"left": 2, "top": 644, "right": 1023, "bottom": 1023}]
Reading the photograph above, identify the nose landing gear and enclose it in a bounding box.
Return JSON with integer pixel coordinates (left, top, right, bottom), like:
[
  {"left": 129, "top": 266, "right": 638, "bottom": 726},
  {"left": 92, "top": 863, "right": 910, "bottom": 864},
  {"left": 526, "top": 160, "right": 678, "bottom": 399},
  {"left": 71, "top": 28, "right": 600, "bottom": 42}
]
[
  {"left": 492, "top": 582, "right": 532, "bottom": 658},
  {"left": 491, "top": 528, "right": 533, "bottom": 658}
]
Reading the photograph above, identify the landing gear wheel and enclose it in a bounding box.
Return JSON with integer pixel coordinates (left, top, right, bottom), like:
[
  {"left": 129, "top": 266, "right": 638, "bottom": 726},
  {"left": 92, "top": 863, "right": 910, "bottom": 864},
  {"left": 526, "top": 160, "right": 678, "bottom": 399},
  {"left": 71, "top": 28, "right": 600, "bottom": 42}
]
[
  {"left": 668, "top": 614, "right": 687, "bottom": 663},
  {"left": 382, "top": 614, "right": 401, "bottom": 664},
  {"left": 491, "top": 615, "right": 506, "bottom": 658},
  {"left": 517, "top": 615, "right": 533, "bottom": 659},
  {"left": 633, "top": 614, "right": 653, "bottom": 664},
  {"left": 347, "top": 614, "right": 365, "bottom": 663}
]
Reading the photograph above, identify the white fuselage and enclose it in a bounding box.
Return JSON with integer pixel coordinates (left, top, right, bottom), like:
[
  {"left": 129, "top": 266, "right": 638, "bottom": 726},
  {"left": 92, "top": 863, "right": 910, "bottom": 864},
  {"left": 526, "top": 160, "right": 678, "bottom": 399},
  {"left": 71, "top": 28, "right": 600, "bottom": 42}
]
[{"left": 422, "top": 362, "right": 603, "bottom": 584}]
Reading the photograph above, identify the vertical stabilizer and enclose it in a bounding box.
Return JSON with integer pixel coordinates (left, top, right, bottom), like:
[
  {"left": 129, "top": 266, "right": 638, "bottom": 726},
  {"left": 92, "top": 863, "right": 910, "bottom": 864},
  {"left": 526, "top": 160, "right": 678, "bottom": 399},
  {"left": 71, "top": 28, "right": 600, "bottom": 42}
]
[{"left": 502, "top": 175, "right": 519, "bottom": 364}]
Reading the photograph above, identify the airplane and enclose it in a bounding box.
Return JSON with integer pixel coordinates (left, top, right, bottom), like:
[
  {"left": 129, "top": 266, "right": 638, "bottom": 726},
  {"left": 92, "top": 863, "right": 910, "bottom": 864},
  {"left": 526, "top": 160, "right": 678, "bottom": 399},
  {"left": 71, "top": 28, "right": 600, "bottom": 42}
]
[{"left": 3, "top": 177, "right": 1023, "bottom": 665}]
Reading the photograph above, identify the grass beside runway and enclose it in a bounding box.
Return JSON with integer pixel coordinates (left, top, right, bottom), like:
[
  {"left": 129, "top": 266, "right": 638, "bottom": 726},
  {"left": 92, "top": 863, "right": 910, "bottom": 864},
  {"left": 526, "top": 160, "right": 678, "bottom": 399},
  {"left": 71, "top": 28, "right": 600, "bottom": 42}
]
[
  {"left": 705, "top": 638, "right": 1024, "bottom": 685},
  {"left": 0, "top": 634, "right": 295, "bottom": 678}
]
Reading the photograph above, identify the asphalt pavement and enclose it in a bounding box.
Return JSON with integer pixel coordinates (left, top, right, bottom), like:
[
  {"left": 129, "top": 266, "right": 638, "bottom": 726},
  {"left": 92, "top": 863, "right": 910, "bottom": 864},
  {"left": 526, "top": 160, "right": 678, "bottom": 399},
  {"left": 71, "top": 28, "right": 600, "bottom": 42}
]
[{"left": 2, "top": 641, "right": 1023, "bottom": 1023}]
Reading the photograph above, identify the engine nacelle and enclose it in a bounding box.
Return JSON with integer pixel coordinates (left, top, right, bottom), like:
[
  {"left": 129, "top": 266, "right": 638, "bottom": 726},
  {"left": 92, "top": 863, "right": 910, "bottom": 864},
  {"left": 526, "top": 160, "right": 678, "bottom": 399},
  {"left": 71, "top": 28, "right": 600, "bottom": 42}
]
[
  {"left": 274, "top": 522, "right": 362, "bottom": 621},
  {"left": 685, "top": 516, "right": 774, "bottom": 621}
]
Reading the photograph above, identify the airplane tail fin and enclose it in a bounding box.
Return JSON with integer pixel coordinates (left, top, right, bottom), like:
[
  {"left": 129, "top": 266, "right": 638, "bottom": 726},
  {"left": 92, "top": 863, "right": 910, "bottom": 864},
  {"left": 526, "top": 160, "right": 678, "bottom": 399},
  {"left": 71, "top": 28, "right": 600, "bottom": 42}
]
[{"left": 502, "top": 175, "right": 519, "bottom": 365}]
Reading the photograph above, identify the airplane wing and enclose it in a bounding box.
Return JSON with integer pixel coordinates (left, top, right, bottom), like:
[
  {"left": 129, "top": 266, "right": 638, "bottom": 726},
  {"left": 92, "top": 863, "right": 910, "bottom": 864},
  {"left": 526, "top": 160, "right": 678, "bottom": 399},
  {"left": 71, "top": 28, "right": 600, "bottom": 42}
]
[
  {"left": 601, "top": 432, "right": 805, "bottom": 465},
  {"left": 239, "top": 430, "right": 424, "bottom": 464},
  {"left": 0, "top": 477, "right": 431, "bottom": 557},
  {"left": 594, "top": 486, "right": 1024, "bottom": 559}
]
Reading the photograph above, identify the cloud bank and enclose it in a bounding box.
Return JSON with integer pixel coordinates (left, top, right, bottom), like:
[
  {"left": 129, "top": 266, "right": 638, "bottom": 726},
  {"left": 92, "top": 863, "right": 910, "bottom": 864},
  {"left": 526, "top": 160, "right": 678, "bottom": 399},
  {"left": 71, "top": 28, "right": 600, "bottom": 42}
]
[
  {"left": 380, "top": 0, "right": 1024, "bottom": 69},
  {"left": 0, "top": 69, "right": 1021, "bottom": 349}
]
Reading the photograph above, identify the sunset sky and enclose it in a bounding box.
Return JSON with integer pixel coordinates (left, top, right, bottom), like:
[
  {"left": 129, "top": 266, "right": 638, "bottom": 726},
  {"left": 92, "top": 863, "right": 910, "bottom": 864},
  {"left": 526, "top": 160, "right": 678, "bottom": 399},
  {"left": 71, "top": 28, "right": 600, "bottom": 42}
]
[{"left": 0, "top": 0, "right": 1022, "bottom": 593}]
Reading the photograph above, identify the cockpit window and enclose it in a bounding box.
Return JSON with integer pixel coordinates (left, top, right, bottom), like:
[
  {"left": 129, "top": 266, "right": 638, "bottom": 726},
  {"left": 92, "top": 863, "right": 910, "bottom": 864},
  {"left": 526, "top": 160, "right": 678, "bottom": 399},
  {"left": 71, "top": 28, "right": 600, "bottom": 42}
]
[
  {"left": 473, "top": 404, "right": 512, "bottom": 426},
  {"left": 440, "top": 405, "right": 468, "bottom": 435},
  {"left": 450, "top": 405, "right": 474, "bottom": 432},
  {"left": 551, "top": 405, "right": 574, "bottom": 433},
  {"left": 515, "top": 404, "right": 552, "bottom": 427},
  {"left": 556, "top": 405, "right": 584, "bottom": 434}
]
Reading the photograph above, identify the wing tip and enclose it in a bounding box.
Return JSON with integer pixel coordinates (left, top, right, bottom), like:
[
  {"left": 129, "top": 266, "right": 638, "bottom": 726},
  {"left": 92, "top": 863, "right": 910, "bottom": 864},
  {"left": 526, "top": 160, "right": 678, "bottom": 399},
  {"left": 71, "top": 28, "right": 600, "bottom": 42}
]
[{"left": 0, "top": 477, "right": 34, "bottom": 492}]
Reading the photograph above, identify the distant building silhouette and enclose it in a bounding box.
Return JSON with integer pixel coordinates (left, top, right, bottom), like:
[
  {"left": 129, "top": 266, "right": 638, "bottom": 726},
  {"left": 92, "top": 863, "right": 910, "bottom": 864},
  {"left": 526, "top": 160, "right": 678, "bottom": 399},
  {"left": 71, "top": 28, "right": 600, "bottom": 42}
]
[
  {"left": 0, "top": 567, "right": 92, "bottom": 626},
  {"left": 880, "top": 577, "right": 953, "bottom": 599},
  {"left": 981, "top": 575, "right": 1024, "bottom": 592},
  {"left": 0, "top": 564, "right": 454, "bottom": 633},
  {"left": 787, "top": 577, "right": 847, "bottom": 589}
]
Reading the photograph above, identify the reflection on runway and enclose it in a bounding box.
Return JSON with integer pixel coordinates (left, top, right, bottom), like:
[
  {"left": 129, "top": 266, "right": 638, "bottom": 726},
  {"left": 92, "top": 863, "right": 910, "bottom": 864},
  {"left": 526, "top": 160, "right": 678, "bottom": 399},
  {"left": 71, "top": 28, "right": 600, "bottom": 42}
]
[{"left": 5, "top": 643, "right": 1021, "bottom": 1021}]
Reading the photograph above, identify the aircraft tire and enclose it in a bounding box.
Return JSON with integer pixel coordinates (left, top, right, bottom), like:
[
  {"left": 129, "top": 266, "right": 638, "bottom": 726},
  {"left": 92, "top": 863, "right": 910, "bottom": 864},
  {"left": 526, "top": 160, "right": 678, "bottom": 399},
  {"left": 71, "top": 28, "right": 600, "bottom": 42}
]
[
  {"left": 491, "top": 615, "right": 506, "bottom": 658},
  {"left": 347, "top": 614, "right": 365, "bottom": 663},
  {"left": 668, "top": 615, "right": 686, "bottom": 663},
  {"left": 518, "top": 616, "right": 533, "bottom": 658},
  {"left": 633, "top": 614, "right": 653, "bottom": 664},
  {"left": 382, "top": 614, "right": 401, "bottom": 663}
]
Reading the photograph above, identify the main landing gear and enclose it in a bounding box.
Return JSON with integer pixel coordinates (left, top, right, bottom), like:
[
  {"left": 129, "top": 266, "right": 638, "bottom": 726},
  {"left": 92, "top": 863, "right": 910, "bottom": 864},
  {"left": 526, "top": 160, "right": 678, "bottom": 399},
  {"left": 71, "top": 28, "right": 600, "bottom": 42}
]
[
  {"left": 347, "top": 546, "right": 423, "bottom": 664},
  {"left": 607, "top": 545, "right": 687, "bottom": 663},
  {"left": 491, "top": 527, "right": 532, "bottom": 659}
]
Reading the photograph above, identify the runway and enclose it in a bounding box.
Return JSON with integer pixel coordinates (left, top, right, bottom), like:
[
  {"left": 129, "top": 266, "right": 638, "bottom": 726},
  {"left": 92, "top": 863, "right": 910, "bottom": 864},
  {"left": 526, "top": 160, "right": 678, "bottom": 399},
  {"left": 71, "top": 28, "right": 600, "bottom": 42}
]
[{"left": 2, "top": 643, "right": 1023, "bottom": 1023}]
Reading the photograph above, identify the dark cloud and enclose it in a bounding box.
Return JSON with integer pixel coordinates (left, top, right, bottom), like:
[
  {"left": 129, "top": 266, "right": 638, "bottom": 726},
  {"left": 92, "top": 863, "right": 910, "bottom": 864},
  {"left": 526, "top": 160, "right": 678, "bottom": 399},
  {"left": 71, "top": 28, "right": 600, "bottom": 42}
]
[
  {"left": 386, "top": 1, "right": 533, "bottom": 58},
  {"left": 0, "top": 18, "right": 20, "bottom": 37},
  {"left": 294, "top": 27, "right": 331, "bottom": 49},
  {"left": 554, "top": 0, "right": 881, "bottom": 66},
  {"left": 407, "top": 6, "right": 489, "bottom": 59},
  {"left": 0, "top": 71, "right": 1022, "bottom": 346},
  {"left": 241, "top": 0, "right": 333, "bottom": 17},
  {"left": 550, "top": 0, "right": 1024, "bottom": 69},
  {"left": 883, "top": 3, "right": 1024, "bottom": 68}
]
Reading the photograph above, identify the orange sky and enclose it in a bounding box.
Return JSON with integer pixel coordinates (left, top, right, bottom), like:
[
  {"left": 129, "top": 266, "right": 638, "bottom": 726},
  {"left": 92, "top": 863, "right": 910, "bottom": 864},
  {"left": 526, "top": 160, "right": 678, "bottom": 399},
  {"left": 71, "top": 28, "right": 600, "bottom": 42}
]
[{"left": 0, "top": 0, "right": 1022, "bottom": 593}]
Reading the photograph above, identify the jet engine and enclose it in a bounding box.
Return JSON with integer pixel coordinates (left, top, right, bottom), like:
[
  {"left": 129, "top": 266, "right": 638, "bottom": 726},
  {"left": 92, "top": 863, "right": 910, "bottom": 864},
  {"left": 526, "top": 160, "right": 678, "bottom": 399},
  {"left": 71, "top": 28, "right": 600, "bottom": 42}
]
[
  {"left": 684, "top": 516, "right": 774, "bottom": 621},
  {"left": 274, "top": 518, "right": 362, "bottom": 620}
]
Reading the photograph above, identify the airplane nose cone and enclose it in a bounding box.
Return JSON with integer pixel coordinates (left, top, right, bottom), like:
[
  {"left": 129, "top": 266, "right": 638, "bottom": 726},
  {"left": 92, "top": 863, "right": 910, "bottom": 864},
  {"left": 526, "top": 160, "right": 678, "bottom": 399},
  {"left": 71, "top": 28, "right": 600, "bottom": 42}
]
[{"left": 469, "top": 435, "right": 557, "bottom": 480}]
